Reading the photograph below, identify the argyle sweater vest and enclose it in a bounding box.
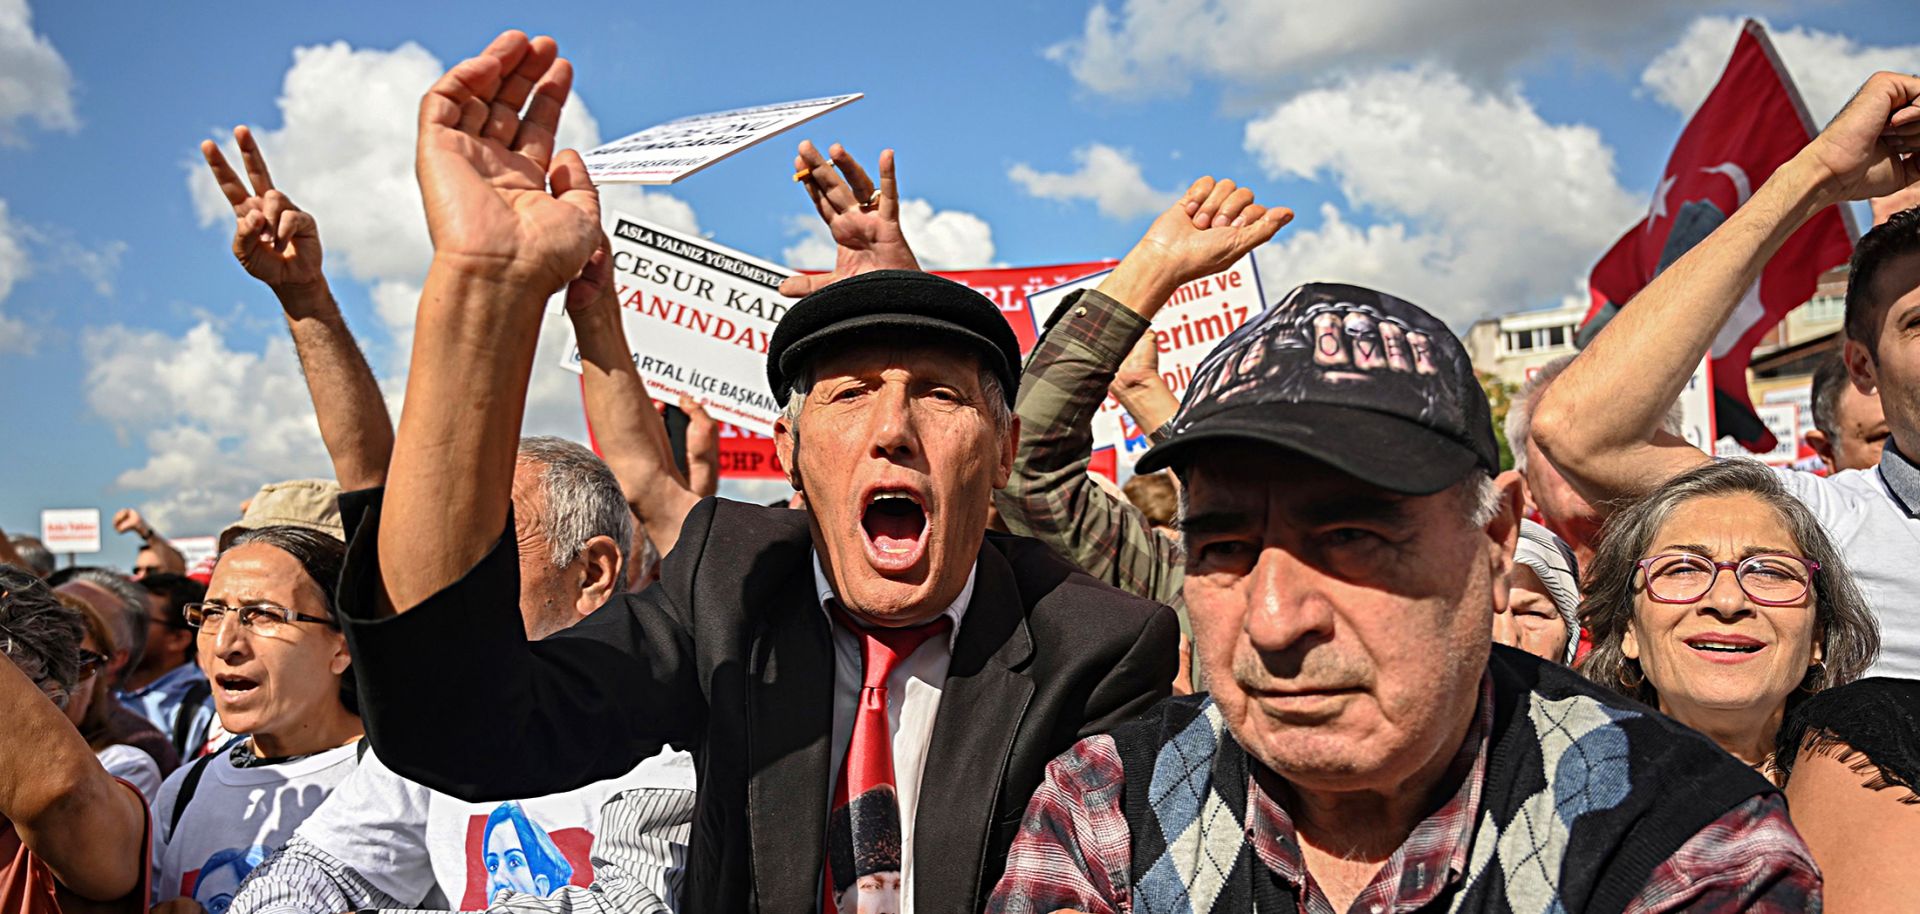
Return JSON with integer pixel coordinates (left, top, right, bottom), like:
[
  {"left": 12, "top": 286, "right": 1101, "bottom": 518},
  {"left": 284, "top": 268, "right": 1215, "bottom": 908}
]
[{"left": 1112, "top": 646, "right": 1775, "bottom": 914}]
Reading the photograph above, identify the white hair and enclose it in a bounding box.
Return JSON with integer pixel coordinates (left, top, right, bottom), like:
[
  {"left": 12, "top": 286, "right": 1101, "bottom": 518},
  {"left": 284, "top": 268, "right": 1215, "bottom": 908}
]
[{"left": 517, "top": 437, "right": 634, "bottom": 578}]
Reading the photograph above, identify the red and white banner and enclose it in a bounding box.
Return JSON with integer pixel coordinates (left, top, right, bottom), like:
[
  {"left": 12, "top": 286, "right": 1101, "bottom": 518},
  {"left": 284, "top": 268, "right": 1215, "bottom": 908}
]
[
  {"left": 1581, "top": 19, "right": 1856, "bottom": 452},
  {"left": 562, "top": 217, "right": 1120, "bottom": 479},
  {"left": 1025, "top": 255, "right": 1267, "bottom": 475}
]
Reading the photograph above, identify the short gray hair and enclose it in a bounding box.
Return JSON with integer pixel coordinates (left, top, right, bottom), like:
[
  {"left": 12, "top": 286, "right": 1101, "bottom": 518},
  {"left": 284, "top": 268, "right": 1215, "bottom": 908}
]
[
  {"left": 1507, "top": 354, "right": 1684, "bottom": 474},
  {"left": 50, "top": 567, "right": 149, "bottom": 677},
  {"left": 0, "top": 565, "right": 85, "bottom": 709},
  {"left": 1581, "top": 459, "right": 1879, "bottom": 709},
  {"left": 8, "top": 537, "right": 54, "bottom": 577},
  {"left": 517, "top": 437, "right": 634, "bottom": 578},
  {"left": 780, "top": 362, "right": 1013, "bottom": 441}
]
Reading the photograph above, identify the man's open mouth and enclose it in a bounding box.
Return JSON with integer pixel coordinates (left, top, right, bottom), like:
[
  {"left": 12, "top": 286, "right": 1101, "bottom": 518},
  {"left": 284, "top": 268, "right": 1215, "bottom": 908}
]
[{"left": 861, "top": 488, "right": 929, "bottom": 572}]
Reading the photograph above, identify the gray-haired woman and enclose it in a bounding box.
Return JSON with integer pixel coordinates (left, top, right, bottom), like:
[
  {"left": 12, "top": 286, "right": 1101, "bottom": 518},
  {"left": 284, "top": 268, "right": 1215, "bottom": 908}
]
[
  {"left": 0, "top": 563, "right": 148, "bottom": 907},
  {"left": 1581, "top": 459, "right": 1879, "bottom": 781}
]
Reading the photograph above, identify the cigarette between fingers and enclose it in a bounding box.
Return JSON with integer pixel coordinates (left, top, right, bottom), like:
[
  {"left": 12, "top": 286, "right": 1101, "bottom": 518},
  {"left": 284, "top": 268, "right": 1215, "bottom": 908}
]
[{"left": 793, "top": 168, "right": 812, "bottom": 182}]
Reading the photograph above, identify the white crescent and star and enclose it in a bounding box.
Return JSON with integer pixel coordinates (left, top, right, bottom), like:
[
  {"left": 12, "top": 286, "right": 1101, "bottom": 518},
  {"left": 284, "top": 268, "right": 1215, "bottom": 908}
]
[{"left": 1643, "top": 163, "right": 1751, "bottom": 232}]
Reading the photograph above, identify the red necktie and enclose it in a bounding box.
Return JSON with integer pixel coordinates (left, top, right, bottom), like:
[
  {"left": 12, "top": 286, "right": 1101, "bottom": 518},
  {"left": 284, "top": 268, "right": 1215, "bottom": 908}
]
[{"left": 823, "top": 605, "right": 952, "bottom": 914}]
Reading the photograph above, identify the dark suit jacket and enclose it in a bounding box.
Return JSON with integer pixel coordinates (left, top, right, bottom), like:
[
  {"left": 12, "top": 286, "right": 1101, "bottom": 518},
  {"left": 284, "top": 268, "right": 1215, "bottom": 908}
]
[{"left": 337, "top": 492, "right": 1178, "bottom": 913}]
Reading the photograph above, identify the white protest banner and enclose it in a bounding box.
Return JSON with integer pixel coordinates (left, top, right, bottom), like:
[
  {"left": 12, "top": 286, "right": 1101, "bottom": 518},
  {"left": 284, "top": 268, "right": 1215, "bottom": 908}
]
[
  {"left": 559, "top": 214, "right": 794, "bottom": 435},
  {"left": 583, "top": 94, "right": 862, "bottom": 185},
  {"left": 172, "top": 536, "right": 219, "bottom": 569},
  {"left": 40, "top": 508, "right": 101, "bottom": 554},
  {"left": 1026, "top": 254, "right": 1266, "bottom": 473}
]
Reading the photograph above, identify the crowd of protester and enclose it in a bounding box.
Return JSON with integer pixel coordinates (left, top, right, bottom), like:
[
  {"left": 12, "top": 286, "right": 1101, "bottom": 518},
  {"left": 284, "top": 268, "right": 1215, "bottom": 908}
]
[{"left": 2, "top": 29, "right": 1919, "bottom": 914}]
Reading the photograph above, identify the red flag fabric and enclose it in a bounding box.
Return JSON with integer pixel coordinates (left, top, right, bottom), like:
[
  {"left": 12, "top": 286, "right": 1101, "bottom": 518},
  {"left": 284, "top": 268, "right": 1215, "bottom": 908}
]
[{"left": 1581, "top": 19, "right": 1856, "bottom": 451}]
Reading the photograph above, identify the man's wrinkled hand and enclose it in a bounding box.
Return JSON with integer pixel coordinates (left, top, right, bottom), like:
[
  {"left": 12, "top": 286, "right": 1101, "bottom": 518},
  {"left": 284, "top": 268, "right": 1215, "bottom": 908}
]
[
  {"left": 565, "top": 231, "right": 616, "bottom": 318},
  {"left": 680, "top": 395, "right": 720, "bottom": 498},
  {"left": 1134, "top": 176, "right": 1292, "bottom": 283},
  {"left": 1804, "top": 71, "right": 1920, "bottom": 203},
  {"left": 201, "top": 126, "right": 325, "bottom": 294},
  {"left": 1102, "top": 176, "right": 1292, "bottom": 319},
  {"left": 777, "top": 141, "right": 920, "bottom": 298},
  {"left": 1115, "top": 330, "right": 1162, "bottom": 392},
  {"left": 416, "top": 30, "right": 600, "bottom": 297}
]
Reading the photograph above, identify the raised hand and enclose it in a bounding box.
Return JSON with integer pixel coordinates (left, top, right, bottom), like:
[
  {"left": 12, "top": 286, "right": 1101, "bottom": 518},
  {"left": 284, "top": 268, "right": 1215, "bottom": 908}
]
[
  {"left": 1803, "top": 71, "right": 1920, "bottom": 204},
  {"left": 1100, "top": 176, "right": 1293, "bottom": 319},
  {"left": 565, "top": 231, "right": 616, "bottom": 317},
  {"left": 679, "top": 396, "right": 720, "bottom": 499},
  {"left": 1139, "top": 177, "right": 1293, "bottom": 283},
  {"left": 777, "top": 141, "right": 920, "bottom": 298},
  {"left": 111, "top": 508, "right": 148, "bottom": 538},
  {"left": 416, "top": 30, "right": 599, "bottom": 295},
  {"left": 202, "top": 126, "right": 324, "bottom": 293}
]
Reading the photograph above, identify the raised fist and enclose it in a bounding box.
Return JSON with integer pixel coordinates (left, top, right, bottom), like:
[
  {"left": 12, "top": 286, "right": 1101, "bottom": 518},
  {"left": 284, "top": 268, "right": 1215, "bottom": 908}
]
[{"left": 111, "top": 508, "right": 148, "bottom": 537}]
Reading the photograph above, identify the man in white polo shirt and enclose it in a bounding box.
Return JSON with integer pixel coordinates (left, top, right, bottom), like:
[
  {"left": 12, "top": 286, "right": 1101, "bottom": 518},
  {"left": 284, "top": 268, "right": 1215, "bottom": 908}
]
[{"left": 1533, "top": 71, "right": 1920, "bottom": 677}]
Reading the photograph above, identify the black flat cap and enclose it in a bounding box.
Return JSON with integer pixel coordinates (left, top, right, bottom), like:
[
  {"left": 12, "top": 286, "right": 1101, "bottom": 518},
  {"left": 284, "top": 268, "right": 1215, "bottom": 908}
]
[{"left": 766, "top": 270, "right": 1020, "bottom": 407}]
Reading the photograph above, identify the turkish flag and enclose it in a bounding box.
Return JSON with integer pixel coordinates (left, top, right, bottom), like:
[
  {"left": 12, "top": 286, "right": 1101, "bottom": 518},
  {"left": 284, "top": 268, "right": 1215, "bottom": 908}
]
[{"left": 1580, "top": 19, "right": 1856, "bottom": 451}]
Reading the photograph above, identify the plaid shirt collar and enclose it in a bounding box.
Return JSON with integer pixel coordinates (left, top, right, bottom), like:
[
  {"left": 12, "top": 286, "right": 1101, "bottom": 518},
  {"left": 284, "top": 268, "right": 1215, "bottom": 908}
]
[{"left": 1245, "top": 673, "right": 1494, "bottom": 914}]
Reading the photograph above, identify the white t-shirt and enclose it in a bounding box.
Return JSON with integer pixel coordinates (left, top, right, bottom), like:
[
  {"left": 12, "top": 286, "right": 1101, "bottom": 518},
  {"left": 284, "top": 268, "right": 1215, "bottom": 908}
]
[
  {"left": 96, "top": 743, "right": 161, "bottom": 805},
  {"left": 236, "top": 745, "right": 696, "bottom": 911},
  {"left": 152, "top": 742, "right": 360, "bottom": 909},
  {"left": 1773, "top": 459, "right": 1920, "bottom": 678}
]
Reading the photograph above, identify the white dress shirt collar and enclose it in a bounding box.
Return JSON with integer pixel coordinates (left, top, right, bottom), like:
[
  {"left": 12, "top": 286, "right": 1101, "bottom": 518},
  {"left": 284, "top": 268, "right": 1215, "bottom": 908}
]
[{"left": 811, "top": 550, "right": 976, "bottom": 649}]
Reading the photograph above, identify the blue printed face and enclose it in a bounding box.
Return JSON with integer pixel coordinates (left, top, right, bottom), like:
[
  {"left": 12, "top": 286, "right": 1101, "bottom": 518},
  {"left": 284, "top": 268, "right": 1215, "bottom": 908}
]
[
  {"left": 485, "top": 821, "right": 549, "bottom": 899},
  {"left": 193, "top": 861, "right": 251, "bottom": 914}
]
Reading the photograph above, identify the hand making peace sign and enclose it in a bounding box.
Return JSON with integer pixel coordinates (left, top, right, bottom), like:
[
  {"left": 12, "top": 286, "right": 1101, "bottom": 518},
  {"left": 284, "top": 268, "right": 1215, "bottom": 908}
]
[{"left": 201, "top": 126, "right": 324, "bottom": 293}]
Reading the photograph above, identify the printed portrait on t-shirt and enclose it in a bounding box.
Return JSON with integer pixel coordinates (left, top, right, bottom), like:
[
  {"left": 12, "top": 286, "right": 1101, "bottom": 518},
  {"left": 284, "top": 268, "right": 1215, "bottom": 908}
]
[
  {"left": 183, "top": 845, "right": 268, "bottom": 914},
  {"left": 482, "top": 801, "right": 574, "bottom": 900},
  {"left": 828, "top": 786, "right": 903, "bottom": 914},
  {"left": 456, "top": 802, "right": 596, "bottom": 908}
]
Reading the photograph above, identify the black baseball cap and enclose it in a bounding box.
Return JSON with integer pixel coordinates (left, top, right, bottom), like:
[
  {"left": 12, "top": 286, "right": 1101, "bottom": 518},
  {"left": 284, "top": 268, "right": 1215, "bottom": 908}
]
[
  {"left": 1133, "top": 282, "right": 1498, "bottom": 495},
  {"left": 766, "top": 270, "right": 1021, "bottom": 407}
]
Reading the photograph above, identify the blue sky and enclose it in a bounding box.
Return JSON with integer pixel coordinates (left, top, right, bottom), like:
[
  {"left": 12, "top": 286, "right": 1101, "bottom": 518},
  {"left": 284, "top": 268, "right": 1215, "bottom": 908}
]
[{"left": 2, "top": 0, "right": 1918, "bottom": 568}]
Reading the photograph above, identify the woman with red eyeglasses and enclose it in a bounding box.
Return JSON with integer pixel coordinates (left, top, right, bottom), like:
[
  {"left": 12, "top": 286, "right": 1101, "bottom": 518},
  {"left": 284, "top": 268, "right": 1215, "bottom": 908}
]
[{"left": 1579, "top": 459, "right": 1880, "bottom": 782}]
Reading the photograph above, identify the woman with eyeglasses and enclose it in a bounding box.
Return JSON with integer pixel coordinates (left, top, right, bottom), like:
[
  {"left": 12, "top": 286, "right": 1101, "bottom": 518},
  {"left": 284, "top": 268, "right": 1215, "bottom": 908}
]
[
  {"left": 151, "top": 526, "right": 362, "bottom": 913},
  {"left": 1581, "top": 459, "right": 1880, "bottom": 782},
  {"left": 53, "top": 591, "right": 178, "bottom": 803}
]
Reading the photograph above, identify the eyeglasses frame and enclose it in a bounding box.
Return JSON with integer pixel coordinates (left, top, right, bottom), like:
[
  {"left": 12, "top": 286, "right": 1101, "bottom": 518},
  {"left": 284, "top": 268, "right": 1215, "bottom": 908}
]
[
  {"left": 1633, "top": 551, "right": 1821, "bottom": 607},
  {"left": 184, "top": 601, "right": 340, "bottom": 633}
]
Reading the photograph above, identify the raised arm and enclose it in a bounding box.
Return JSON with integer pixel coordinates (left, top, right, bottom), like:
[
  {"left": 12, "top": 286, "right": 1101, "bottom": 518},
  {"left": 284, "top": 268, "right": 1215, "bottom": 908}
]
[
  {"left": 1109, "top": 330, "right": 1179, "bottom": 438},
  {"left": 995, "top": 177, "right": 1290, "bottom": 606},
  {"left": 0, "top": 649, "right": 145, "bottom": 900},
  {"left": 202, "top": 126, "right": 393, "bottom": 490},
  {"left": 1534, "top": 72, "right": 1920, "bottom": 502},
  {"left": 566, "top": 234, "right": 702, "bottom": 556},
  {"left": 377, "top": 31, "right": 601, "bottom": 613},
  {"left": 112, "top": 508, "right": 187, "bottom": 575}
]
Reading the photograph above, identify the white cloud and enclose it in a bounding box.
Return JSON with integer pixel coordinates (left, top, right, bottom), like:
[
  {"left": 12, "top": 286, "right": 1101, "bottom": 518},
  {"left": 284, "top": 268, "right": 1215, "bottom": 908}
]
[
  {"left": 1642, "top": 16, "right": 1920, "bottom": 125},
  {"left": 1050, "top": 0, "right": 1730, "bottom": 98},
  {"left": 0, "top": 0, "right": 76, "bottom": 144},
  {"left": 83, "top": 38, "right": 701, "bottom": 528},
  {"left": 1244, "top": 67, "right": 1641, "bottom": 326},
  {"left": 782, "top": 198, "right": 997, "bottom": 271},
  {"left": 0, "top": 198, "right": 35, "bottom": 354},
  {"left": 1008, "top": 143, "right": 1175, "bottom": 219},
  {"left": 81, "top": 321, "right": 335, "bottom": 533}
]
